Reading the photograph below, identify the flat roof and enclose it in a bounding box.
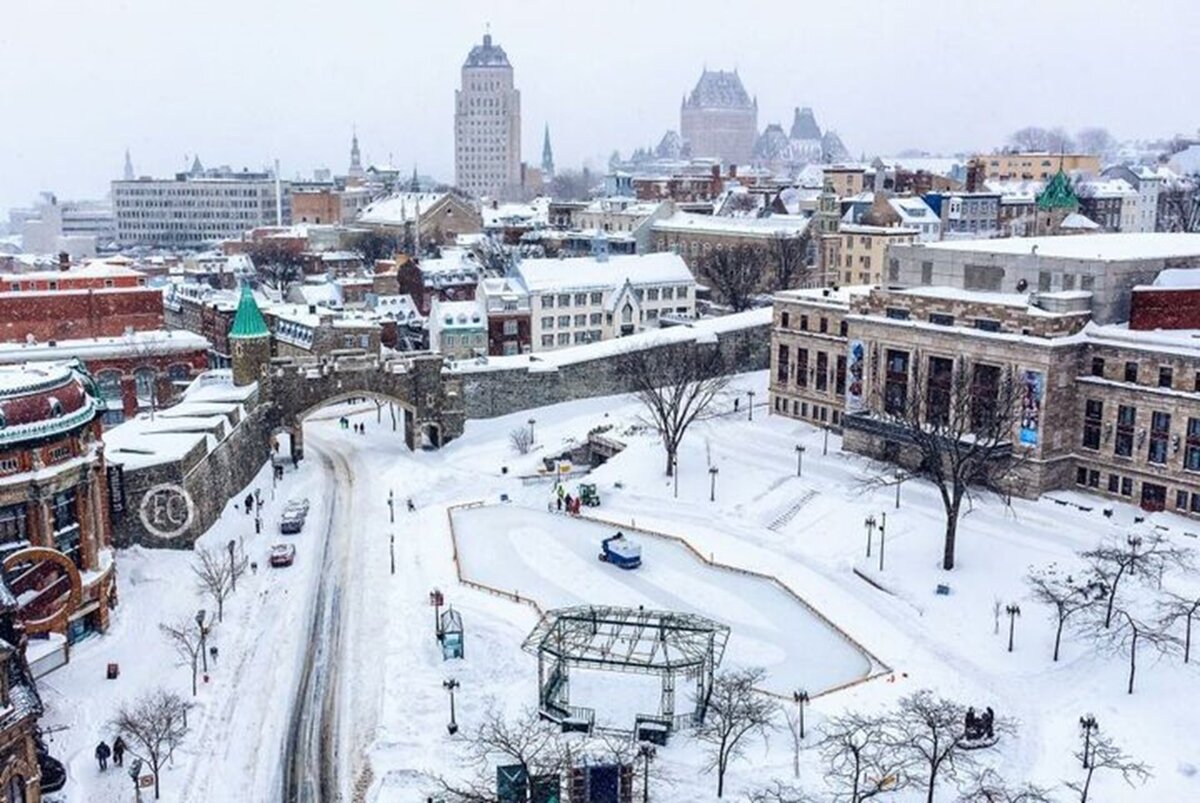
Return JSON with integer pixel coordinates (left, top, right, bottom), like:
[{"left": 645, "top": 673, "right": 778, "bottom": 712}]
[{"left": 910, "top": 233, "right": 1200, "bottom": 262}]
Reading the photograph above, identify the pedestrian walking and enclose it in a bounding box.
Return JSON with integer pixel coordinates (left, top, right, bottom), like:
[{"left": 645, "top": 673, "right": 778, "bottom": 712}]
[
  {"left": 209, "top": 645, "right": 219, "bottom": 666},
  {"left": 406, "top": 497, "right": 415, "bottom": 512},
  {"left": 250, "top": 561, "right": 258, "bottom": 575},
  {"left": 95, "top": 741, "right": 111, "bottom": 771},
  {"left": 244, "top": 494, "right": 253, "bottom": 515},
  {"left": 112, "top": 736, "right": 126, "bottom": 767},
  {"left": 556, "top": 495, "right": 563, "bottom": 512}
]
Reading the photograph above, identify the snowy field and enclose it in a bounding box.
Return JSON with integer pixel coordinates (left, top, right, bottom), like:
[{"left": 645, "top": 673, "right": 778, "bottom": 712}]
[
  {"left": 45, "top": 372, "right": 1200, "bottom": 802},
  {"left": 452, "top": 504, "right": 876, "bottom": 696}
]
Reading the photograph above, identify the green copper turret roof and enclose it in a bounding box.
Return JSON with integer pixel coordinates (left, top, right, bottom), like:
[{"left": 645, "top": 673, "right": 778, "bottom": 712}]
[
  {"left": 1036, "top": 167, "right": 1079, "bottom": 211},
  {"left": 229, "top": 283, "right": 270, "bottom": 338}
]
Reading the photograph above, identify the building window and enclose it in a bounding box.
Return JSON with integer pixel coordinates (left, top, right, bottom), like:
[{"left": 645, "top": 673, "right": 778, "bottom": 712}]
[
  {"left": 97, "top": 370, "right": 123, "bottom": 403},
  {"left": 1159, "top": 366, "right": 1174, "bottom": 388},
  {"left": 542, "top": 296, "right": 554, "bottom": 308},
  {"left": 1186, "top": 418, "right": 1200, "bottom": 472},
  {"left": 541, "top": 316, "right": 553, "bottom": 329},
  {"left": 970, "top": 364, "right": 1002, "bottom": 430},
  {"left": 1108, "top": 474, "right": 1120, "bottom": 493},
  {"left": 557, "top": 333, "right": 570, "bottom": 346},
  {"left": 590, "top": 292, "right": 603, "bottom": 304},
  {"left": 836, "top": 355, "right": 847, "bottom": 397},
  {"left": 1121, "top": 477, "right": 1133, "bottom": 497},
  {"left": 574, "top": 314, "right": 587, "bottom": 326},
  {"left": 1115, "top": 405, "right": 1136, "bottom": 457},
  {"left": 1082, "top": 399, "right": 1103, "bottom": 450},
  {"left": 1193, "top": 494, "right": 1200, "bottom": 514},
  {"left": 780, "top": 311, "right": 790, "bottom": 329},
  {"left": 1090, "top": 357, "right": 1105, "bottom": 377},
  {"left": 819, "top": 318, "right": 828, "bottom": 333},
  {"left": 973, "top": 319, "right": 1001, "bottom": 333},
  {"left": 929, "top": 312, "right": 954, "bottom": 326},
  {"left": 134, "top": 367, "right": 157, "bottom": 407},
  {"left": 502, "top": 320, "right": 518, "bottom": 336},
  {"left": 884, "top": 349, "right": 910, "bottom": 415},
  {"left": 0, "top": 503, "right": 27, "bottom": 544},
  {"left": 816, "top": 352, "right": 828, "bottom": 392},
  {"left": 574, "top": 293, "right": 587, "bottom": 306},
  {"left": 799, "top": 315, "right": 808, "bottom": 331},
  {"left": 777, "top": 344, "right": 790, "bottom": 384},
  {"left": 885, "top": 308, "right": 910, "bottom": 320},
  {"left": 839, "top": 321, "right": 848, "bottom": 337},
  {"left": 541, "top": 335, "right": 553, "bottom": 347},
  {"left": 557, "top": 316, "right": 570, "bottom": 328},
  {"left": 1076, "top": 467, "right": 1088, "bottom": 486},
  {"left": 590, "top": 313, "right": 602, "bottom": 325},
  {"left": 1148, "top": 411, "right": 1171, "bottom": 464},
  {"left": 920, "top": 261, "right": 933, "bottom": 285},
  {"left": 927, "top": 356, "right": 954, "bottom": 426},
  {"left": 557, "top": 294, "right": 570, "bottom": 306},
  {"left": 1124, "top": 361, "right": 1138, "bottom": 383},
  {"left": 1178, "top": 490, "right": 1190, "bottom": 510}
]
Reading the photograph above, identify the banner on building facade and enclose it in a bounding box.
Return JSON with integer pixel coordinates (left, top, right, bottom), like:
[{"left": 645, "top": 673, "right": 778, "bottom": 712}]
[
  {"left": 846, "top": 340, "right": 866, "bottom": 413},
  {"left": 1019, "top": 370, "right": 1044, "bottom": 446},
  {"left": 106, "top": 464, "right": 126, "bottom": 518}
]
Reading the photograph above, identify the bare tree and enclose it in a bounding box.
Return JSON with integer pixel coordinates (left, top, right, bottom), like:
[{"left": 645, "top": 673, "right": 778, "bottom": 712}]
[
  {"left": 193, "top": 545, "right": 235, "bottom": 622},
  {"left": 891, "top": 690, "right": 1005, "bottom": 803},
  {"left": 782, "top": 705, "right": 803, "bottom": 779},
  {"left": 110, "top": 688, "right": 192, "bottom": 800},
  {"left": 820, "top": 711, "right": 911, "bottom": 802},
  {"left": 160, "top": 617, "right": 204, "bottom": 697},
  {"left": 228, "top": 539, "right": 250, "bottom": 593},
  {"left": 1075, "top": 127, "right": 1116, "bottom": 160},
  {"left": 470, "top": 235, "right": 518, "bottom": 275},
  {"left": 509, "top": 426, "right": 534, "bottom": 455},
  {"left": 435, "top": 707, "right": 563, "bottom": 802},
  {"left": 1099, "top": 605, "right": 1178, "bottom": 694},
  {"left": 748, "top": 781, "right": 818, "bottom": 803},
  {"left": 617, "top": 343, "right": 731, "bottom": 476},
  {"left": 701, "top": 244, "right": 769, "bottom": 312},
  {"left": 769, "top": 230, "right": 813, "bottom": 291},
  {"left": 1064, "top": 733, "right": 1150, "bottom": 803},
  {"left": 549, "top": 169, "right": 594, "bottom": 201},
  {"left": 1026, "top": 563, "right": 1107, "bottom": 661},
  {"left": 1160, "top": 592, "right": 1200, "bottom": 663},
  {"left": 957, "top": 768, "right": 1055, "bottom": 803},
  {"left": 861, "top": 357, "right": 1026, "bottom": 570},
  {"left": 694, "top": 667, "right": 780, "bottom": 798},
  {"left": 1082, "top": 532, "right": 1192, "bottom": 628},
  {"left": 245, "top": 240, "right": 305, "bottom": 295},
  {"left": 1008, "top": 126, "right": 1075, "bottom": 154},
  {"left": 347, "top": 229, "right": 402, "bottom": 263}
]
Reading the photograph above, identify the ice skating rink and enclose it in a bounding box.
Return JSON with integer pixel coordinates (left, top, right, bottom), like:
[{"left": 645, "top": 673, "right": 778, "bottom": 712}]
[{"left": 452, "top": 504, "right": 875, "bottom": 696}]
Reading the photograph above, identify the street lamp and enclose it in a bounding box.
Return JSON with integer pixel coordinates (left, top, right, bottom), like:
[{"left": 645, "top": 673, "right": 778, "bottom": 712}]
[
  {"left": 443, "top": 678, "right": 460, "bottom": 735},
  {"left": 389, "top": 489, "right": 395, "bottom": 523},
  {"left": 528, "top": 417, "right": 536, "bottom": 444},
  {"left": 864, "top": 515, "right": 876, "bottom": 558},
  {"left": 195, "top": 609, "right": 209, "bottom": 673},
  {"left": 1006, "top": 604, "right": 1022, "bottom": 652},
  {"left": 878, "top": 512, "right": 887, "bottom": 572},
  {"left": 709, "top": 467, "right": 719, "bottom": 502},
  {"left": 637, "top": 743, "right": 656, "bottom": 803},
  {"left": 1079, "top": 714, "right": 1099, "bottom": 768},
  {"left": 894, "top": 473, "right": 905, "bottom": 510},
  {"left": 795, "top": 445, "right": 806, "bottom": 477},
  {"left": 823, "top": 426, "right": 830, "bottom": 456},
  {"left": 747, "top": 390, "right": 756, "bottom": 421},
  {"left": 672, "top": 455, "right": 679, "bottom": 499},
  {"left": 792, "top": 690, "right": 810, "bottom": 739}
]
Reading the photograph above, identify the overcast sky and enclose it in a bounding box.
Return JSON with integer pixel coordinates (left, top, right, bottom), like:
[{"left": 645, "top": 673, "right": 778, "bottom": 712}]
[{"left": 2, "top": 0, "right": 1198, "bottom": 212}]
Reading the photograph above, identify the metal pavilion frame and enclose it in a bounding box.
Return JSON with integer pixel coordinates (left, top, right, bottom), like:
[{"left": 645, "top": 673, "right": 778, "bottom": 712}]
[{"left": 522, "top": 606, "right": 730, "bottom": 735}]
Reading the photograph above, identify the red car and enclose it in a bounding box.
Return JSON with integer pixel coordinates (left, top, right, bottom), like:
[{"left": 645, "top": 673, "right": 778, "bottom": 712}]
[{"left": 269, "top": 543, "right": 296, "bottom": 568}]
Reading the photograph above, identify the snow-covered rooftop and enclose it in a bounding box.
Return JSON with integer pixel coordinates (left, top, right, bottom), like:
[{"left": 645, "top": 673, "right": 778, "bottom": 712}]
[
  {"left": 0, "top": 330, "right": 209, "bottom": 364},
  {"left": 514, "top": 253, "right": 695, "bottom": 294},
  {"left": 652, "top": 211, "right": 810, "bottom": 237},
  {"left": 1148, "top": 268, "right": 1200, "bottom": 289},
  {"left": 914, "top": 233, "right": 1200, "bottom": 261},
  {"left": 357, "top": 192, "right": 455, "bottom": 225}
]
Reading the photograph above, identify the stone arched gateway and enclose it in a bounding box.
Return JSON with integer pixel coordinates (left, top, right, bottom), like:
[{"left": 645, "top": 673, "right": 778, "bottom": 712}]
[{"left": 260, "top": 353, "right": 465, "bottom": 459}]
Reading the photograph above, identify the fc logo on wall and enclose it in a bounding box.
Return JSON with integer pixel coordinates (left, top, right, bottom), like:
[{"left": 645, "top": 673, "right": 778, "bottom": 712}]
[{"left": 139, "top": 483, "right": 196, "bottom": 539}]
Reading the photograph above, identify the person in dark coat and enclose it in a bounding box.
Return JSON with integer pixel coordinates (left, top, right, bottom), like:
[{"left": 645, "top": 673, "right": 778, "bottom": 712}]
[
  {"left": 112, "top": 736, "right": 126, "bottom": 767},
  {"left": 95, "top": 741, "right": 111, "bottom": 771},
  {"left": 244, "top": 494, "right": 253, "bottom": 514}
]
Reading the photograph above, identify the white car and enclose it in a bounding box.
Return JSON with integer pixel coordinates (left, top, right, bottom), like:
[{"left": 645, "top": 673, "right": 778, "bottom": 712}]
[{"left": 270, "top": 543, "right": 296, "bottom": 568}]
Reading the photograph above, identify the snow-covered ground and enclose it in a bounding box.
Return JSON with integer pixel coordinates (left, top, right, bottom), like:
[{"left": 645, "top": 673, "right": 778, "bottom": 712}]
[{"left": 44, "top": 371, "right": 1200, "bottom": 802}]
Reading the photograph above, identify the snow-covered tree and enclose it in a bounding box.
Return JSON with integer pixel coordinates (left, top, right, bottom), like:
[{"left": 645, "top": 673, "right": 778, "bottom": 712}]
[
  {"left": 820, "top": 710, "right": 911, "bottom": 801},
  {"left": 159, "top": 616, "right": 205, "bottom": 697},
  {"left": 1082, "top": 532, "right": 1192, "bottom": 629},
  {"left": 1026, "top": 563, "right": 1107, "bottom": 661},
  {"left": 1159, "top": 592, "right": 1200, "bottom": 663},
  {"left": 193, "top": 545, "right": 235, "bottom": 622},
  {"left": 693, "top": 667, "right": 779, "bottom": 798},
  {"left": 111, "top": 688, "right": 192, "bottom": 800},
  {"left": 700, "top": 243, "right": 768, "bottom": 312},
  {"left": 956, "top": 768, "right": 1055, "bottom": 802},
  {"left": 1064, "top": 733, "right": 1150, "bottom": 802},
  {"left": 509, "top": 426, "right": 534, "bottom": 455},
  {"left": 891, "top": 690, "right": 1006, "bottom": 803},
  {"left": 1098, "top": 605, "right": 1178, "bottom": 694}
]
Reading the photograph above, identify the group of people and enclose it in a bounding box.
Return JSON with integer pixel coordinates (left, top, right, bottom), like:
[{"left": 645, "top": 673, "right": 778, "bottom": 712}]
[
  {"left": 94, "top": 736, "right": 127, "bottom": 771},
  {"left": 338, "top": 417, "right": 369, "bottom": 435},
  {"left": 554, "top": 484, "right": 582, "bottom": 516},
  {"left": 964, "top": 706, "right": 996, "bottom": 741}
]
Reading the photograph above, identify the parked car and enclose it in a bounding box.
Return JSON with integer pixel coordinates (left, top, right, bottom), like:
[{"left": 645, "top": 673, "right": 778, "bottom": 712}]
[
  {"left": 280, "top": 497, "right": 309, "bottom": 534},
  {"left": 270, "top": 543, "right": 296, "bottom": 567}
]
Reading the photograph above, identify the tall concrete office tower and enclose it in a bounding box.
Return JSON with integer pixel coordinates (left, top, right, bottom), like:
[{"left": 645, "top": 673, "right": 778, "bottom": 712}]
[{"left": 454, "top": 32, "right": 522, "bottom": 199}]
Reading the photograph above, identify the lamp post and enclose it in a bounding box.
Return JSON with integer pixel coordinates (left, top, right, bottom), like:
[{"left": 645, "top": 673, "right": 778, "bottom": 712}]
[
  {"left": 390, "top": 534, "right": 396, "bottom": 576},
  {"left": 709, "top": 467, "right": 719, "bottom": 502},
  {"left": 528, "top": 417, "right": 536, "bottom": 444},
  {"left": 894, "top": 474, "right": 904, "bottom": 510},
  {"left": 795, "top": 445, "right": 806, "bottom": 477},
  {"left": 195, "top": 609, "right": 208, "bottom": 673},
  {"left": 227, "top": 539, "right": 237, "bottom": 592},
  {"left": 823, "top": 426, "right": 830, "bottom": 456},
  {"left": 1006, "top": 603, "right": 1022, "bottom": 652},
  {"left": 878, "top": 512, "right": 887, "bottom": 572},
  {"left": 747, "top": 390, "right": 756, "bottom": 421},
  {"left": 1079, "top": 714, "right": 1099, "bottom": 768},
  {"left": 443, "top": 678, "right": 460, "bottom": 735},
  {"left": 637, "top": 743, "right": 656, "bottom": 803},
  {"left": 388, "top": 490, "right": 395, "bottom": 523},
  {"left": 672, "top": 456, "right": 679, "bottom": 499},
  {"left": 792, "top": 690, "right": 809, "bottom": 740},
  {"left": 864, "top": 515, "right": 876, "bottom": 558}
]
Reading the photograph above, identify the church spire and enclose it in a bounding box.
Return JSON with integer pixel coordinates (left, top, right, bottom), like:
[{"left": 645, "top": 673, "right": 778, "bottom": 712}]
[
  {"left": 348, "top": 128, "right": 364, "bottom": 180},
  {"left": 541, "top": 124, "right": 555, "bottom": 178},
  {"left": 123, "top": 148, "right": 135, "bottom": 181}
]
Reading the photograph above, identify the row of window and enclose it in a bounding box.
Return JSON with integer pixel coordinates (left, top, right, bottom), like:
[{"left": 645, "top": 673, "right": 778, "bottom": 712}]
[
  {"left": 775, "top": 345, "right": 847, "bottom": 396},
  {"left": 540, "top": 331, "right": 602, "bottom": 348},
  {"left": 1073, "top": 468, "right": 1200, "bottom": 515},
  {"left": 1089, "top": 357, "right": 1198, "bottom": 391},
  {"left": 772, "top": 394, "right": 842, "bottom": 426},
  {"left": 778, "top": 311, "right": 847, "bottom": 337},
  {"left": 1081, "top": 400, "right": 1200, "bottom": 467}
]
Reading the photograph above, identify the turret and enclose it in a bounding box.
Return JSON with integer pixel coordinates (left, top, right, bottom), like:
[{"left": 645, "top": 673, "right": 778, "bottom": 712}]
[{"left": 229, "top": 283, "right": 271, "bottom": 386}]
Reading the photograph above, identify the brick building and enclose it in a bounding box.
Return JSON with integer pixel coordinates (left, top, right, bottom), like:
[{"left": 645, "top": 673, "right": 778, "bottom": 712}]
[
  {"left": 478, "top": 276, "right": 532, "bottom": 356},
  {"left": 651, "top": 211, "right": 812, "bottom": 285},
  {"left": 0, "top": 261, "right": 159, "bottom": 343},
  {"left": 0, "top": 583, "right": 45, "bottom": 803},
  {"left": 0, "top": 363, "right": 117, "bottom": 648}
]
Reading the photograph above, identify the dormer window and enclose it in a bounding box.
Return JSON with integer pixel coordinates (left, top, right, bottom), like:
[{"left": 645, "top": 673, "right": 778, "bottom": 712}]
[{"left": 48, "top": 397, "right": 64, "bottom": 417}]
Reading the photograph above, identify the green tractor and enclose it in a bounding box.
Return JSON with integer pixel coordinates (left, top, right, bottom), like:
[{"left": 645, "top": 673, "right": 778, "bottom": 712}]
[{"left": 578, "top": 483, "right": 601, "bottom": 507}]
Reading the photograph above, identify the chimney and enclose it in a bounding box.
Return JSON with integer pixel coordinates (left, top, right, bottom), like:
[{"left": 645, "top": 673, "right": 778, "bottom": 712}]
[{"left": 58, "top": 252, "right": 70, "bottom": 271}]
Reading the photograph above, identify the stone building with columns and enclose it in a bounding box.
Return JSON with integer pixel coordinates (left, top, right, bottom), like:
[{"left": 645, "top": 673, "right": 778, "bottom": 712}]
[{"left": 0, "top": 362, "right": 116, "bottom": 644}]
